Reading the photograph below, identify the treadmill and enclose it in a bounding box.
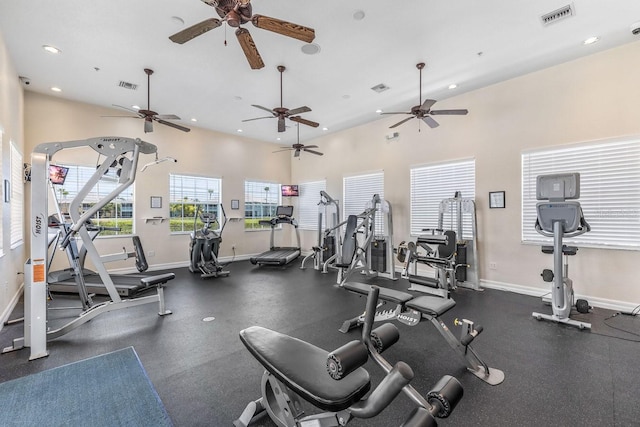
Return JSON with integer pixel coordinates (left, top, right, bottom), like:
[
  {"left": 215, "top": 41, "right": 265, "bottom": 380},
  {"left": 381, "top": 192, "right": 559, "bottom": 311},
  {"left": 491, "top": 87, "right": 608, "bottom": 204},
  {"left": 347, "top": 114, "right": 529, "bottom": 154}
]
[{"left": 250, "top": 206, "right": 301, "bottom": 266}]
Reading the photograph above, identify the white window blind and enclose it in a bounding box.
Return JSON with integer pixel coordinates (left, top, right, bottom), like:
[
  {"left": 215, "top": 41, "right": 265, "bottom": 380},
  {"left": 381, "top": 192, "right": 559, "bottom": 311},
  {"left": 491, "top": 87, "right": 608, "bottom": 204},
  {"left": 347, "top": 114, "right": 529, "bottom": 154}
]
[
  {"left": 169, "top": 174, "right": 222, "bottom": 233},
  {"left": 410, "top": 159, "right": 475, "bottom": 238},
  {"left": 298, "top": 180, "right": 326, "bottom": 230},
  {"left": 343, "top": 171, "right": 385, "bottom": 235},
  {"left": 10, "top": 142, "right": 23, "bottom": 248},
  {"left": 0, "top": 131, "right": 4, "bottom": 255},
  {"left": 522, "top": 137, "right": 640, "bottom": 250}
]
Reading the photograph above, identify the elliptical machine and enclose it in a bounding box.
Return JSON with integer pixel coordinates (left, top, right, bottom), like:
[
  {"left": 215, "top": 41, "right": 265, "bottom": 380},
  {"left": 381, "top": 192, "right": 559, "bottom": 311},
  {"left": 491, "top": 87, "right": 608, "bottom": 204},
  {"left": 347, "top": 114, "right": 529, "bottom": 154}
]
[
  {"left": 532, "top": 173, "right": 591, "bottom": 330},
  {"left": 189, "top": 205, "right": 230, "bottom": 279}
]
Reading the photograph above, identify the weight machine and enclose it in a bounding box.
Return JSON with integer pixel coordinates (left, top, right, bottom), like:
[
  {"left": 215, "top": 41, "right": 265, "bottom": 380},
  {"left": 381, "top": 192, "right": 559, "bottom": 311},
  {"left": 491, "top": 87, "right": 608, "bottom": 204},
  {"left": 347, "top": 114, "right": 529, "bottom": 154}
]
[
  {"left": 532, "top": 173, "right": 591, "bottom": 330},
  {"left": 404, "top": 192, "right": 480, "bottom": 295},
  {"left": 335, "top": 194, "right": 396, "bottom": 285},
  {"left": 3, "top": 137, "right": 173, "bottom": 360},
  {"left": 300, "top": 190, "right": 341, "bottom": 273}
]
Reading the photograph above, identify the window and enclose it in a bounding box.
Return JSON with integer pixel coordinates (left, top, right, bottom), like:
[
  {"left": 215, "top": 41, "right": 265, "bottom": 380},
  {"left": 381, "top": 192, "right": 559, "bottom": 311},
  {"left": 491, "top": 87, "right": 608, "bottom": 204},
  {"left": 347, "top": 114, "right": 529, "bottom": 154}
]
[
  {"left": 343, "top": 171, "right": 385, "bottom": 234},
  {"left": 244, "top": 180, "right": 281, "bottom": 230},
  {"left": 410, "top": 159, "right": 475, "bottom": 238},
  {"left": 56, "top": 164, "right": 134, "bottom": 236},
  {"left": 169, "top": 174, "right": 222, "bottom": 233},
  {"left": 297, "top": 180, "right": 327, "bottom": 231},
  {"left": 522, "top": 137, "right": 640, "bottom": 250},
  {"left": 10, "top": 141, "right": 23, "bottom": 247},
  {"left": 0, "top": 130, "right": 3, "bottom": 256}
]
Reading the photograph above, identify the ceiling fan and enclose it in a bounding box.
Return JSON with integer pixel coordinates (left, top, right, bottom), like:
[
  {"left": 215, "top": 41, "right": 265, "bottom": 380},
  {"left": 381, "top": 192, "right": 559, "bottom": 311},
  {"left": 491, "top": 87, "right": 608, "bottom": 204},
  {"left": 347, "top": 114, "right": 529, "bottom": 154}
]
[
  {"left": 108, "top": 68, "right": 190, "bottom": 133},
  {"left": 382, "top": 62, "right": 468, "bottom": 129},
  {"left": 169, "top": 0, "right": 315, "bottom": 70},
  {"left": 273, "top": 122, "right": 323, "bottom": 158},
  {"left": 243, "top": 65, "right": 319, "bottom": 133}
]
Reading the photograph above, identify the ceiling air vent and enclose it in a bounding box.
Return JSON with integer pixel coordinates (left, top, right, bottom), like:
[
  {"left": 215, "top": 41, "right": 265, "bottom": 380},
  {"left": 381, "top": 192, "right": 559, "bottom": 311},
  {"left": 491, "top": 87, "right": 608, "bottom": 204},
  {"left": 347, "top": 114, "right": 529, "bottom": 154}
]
[
  {"left": 371, "top": 83, "right": 390, "bottom": 93},
  {"left": 118, "top": 81, "right": 138, "bottom": 90},
  {"left": 541, "top": 4, "right": 574, "bottom": 26}
]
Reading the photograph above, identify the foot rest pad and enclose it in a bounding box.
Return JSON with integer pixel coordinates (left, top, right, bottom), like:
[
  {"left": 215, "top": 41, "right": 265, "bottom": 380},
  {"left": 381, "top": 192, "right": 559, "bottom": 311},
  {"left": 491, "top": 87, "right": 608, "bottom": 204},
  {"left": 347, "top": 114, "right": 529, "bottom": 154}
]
[
  {"left": 405, "top": 295, "right": 456, "bottom": 317},
  {"left": 239, "top": 326, "right": 371, "bottom": 412},
  {"left": 140, "top": 273, "right": 175, "bottom": 287},
  {"left": 343, "top": 282, "right": 413, "bottom": 305}
]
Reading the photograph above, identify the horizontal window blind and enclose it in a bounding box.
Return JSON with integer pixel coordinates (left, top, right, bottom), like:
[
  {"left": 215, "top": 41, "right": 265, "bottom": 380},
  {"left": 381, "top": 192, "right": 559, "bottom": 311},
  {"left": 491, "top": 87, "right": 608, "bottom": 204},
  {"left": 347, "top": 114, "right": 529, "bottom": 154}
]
[
  {"left": 410, "top": 159, "right": 475, "bottom": 238},
  {"left": 298, "top": 180, "right": 326, "bottom": 230},
  {"left": 343, "top": 172, "right": 385, "bottom": 235},
  {"left": 521, "top": 137, "right": 640, "bottom": 250},
  {"left": 10, "top": 142, "right": 23, "bottom": 247}
]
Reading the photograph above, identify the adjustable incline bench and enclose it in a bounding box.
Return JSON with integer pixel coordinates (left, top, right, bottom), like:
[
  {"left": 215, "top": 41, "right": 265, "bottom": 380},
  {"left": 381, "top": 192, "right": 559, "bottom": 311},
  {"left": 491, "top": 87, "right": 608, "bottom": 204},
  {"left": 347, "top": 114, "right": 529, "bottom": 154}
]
[
  {"left": 235, "top": 287, "right": 464, "bottom": 427},
  {"left": 340, "top": 281, "right": 504, "bottom": 386}
]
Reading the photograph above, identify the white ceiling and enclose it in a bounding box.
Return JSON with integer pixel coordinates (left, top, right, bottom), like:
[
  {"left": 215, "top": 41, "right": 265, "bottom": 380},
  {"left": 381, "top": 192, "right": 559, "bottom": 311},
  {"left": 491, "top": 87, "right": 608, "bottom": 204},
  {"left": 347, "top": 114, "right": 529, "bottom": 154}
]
[{"left": 2, "top": 0, "right": 640, "bottom": 144}]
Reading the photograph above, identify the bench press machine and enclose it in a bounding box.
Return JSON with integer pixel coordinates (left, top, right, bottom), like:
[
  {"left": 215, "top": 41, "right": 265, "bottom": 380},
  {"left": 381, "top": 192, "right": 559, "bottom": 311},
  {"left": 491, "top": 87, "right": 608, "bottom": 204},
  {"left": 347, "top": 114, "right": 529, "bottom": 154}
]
[
  {"left": 339, "top": 282, "right": 504, "bottom": 386},
  {"left": 235, "top": 286, "right": 464, "bottom": 427}
]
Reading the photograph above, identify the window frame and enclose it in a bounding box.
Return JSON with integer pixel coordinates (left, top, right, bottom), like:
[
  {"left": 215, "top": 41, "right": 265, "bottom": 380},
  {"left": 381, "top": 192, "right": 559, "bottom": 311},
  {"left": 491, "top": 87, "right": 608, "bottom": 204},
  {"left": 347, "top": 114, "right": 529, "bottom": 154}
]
[
  {"left": 169, "top": 173, "right": 222, "bottom": 234},
  {"left": 244, "top": 180, "right": 282, "bottom": 231}
]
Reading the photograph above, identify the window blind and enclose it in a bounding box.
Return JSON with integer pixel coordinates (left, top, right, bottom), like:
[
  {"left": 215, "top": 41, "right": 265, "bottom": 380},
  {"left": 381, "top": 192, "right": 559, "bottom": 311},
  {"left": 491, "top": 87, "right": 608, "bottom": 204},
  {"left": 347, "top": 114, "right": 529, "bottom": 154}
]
[
  {"left": 343, "top": 171, "right": 385, "bottom": 235},
  {"left": 298, "top": 180, "right": 326, "bottom": 230},
  {"left": 10, "top": 142, "right": 23, "bottom": 247}
]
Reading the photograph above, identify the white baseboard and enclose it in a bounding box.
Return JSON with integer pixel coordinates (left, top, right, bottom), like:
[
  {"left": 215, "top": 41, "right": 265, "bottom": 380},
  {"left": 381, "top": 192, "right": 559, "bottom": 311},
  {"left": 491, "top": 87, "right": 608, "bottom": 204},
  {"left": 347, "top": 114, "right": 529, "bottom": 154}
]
[
  {"left": 0, "top": 281, "right": 24, "bottom": 333},
  {"left": 480, "top": 279, "right": 639, "bottom": 313}
]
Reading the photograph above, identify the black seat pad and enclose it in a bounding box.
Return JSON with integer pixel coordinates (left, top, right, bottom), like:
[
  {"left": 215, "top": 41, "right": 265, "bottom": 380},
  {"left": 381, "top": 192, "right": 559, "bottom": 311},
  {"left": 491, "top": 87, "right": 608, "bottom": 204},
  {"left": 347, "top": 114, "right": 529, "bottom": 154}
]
[
  {"left": 406, "top": 295, "right": 456, "bottom": 317},
  {"left": 239, "top": 326, "right": 371, "bottom": 412},
  {"left": 343, "top": 282, "right": 414, "bottom": 304},
  {"left": 140, "top": 272, "right": 175, "bottom": 286}
]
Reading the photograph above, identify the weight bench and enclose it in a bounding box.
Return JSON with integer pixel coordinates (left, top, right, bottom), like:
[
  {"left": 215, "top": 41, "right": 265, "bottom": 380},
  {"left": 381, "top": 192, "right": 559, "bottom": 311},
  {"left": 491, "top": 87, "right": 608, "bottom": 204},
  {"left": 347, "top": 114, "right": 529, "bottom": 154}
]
[
  {"left": 235, "top": 286, "right": 464, "bottom": 426},
  {"left": 140, "top": 272, "right": 175, "bottom": 316},
  {"left": 340, "top": 281, "right": 504, "bottom": 386}
]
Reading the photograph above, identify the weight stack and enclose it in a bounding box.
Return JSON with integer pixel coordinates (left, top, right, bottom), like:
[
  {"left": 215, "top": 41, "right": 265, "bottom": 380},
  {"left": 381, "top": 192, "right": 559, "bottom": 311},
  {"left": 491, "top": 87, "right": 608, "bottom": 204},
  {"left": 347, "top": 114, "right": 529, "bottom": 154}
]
[{"left": 371, "top": 240, "right": 387, "bottom": 273}]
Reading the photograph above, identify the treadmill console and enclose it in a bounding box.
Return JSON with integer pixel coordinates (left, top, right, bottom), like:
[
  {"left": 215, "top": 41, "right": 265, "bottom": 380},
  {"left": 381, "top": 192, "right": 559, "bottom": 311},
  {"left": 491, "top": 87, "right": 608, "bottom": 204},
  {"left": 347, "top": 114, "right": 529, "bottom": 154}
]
[{"left": 276, "top": 205, "right": 294, "bottom": 218}]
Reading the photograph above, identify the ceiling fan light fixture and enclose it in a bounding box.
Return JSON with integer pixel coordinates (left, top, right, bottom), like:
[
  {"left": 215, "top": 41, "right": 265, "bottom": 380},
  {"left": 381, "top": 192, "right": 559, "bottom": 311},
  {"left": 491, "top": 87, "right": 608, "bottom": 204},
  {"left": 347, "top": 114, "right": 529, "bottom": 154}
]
[{"left": 301, "top": 43, "right": 321, "bottom": 55}]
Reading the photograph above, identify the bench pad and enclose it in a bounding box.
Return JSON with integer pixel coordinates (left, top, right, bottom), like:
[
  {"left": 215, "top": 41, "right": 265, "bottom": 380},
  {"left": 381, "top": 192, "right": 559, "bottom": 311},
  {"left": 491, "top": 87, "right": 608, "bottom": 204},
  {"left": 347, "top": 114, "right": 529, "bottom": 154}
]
[
  {"left": 343, "top": 282, "right": 414, "bottom": 304},
  {"left": 239, "top": 326, "right": 371, "bottom": 412},
  {"left": 140, "top": 272, "right": 175, "bottom": 286},
  {"left": 406, "top": 295, "right": 456, "bottom": 317}
]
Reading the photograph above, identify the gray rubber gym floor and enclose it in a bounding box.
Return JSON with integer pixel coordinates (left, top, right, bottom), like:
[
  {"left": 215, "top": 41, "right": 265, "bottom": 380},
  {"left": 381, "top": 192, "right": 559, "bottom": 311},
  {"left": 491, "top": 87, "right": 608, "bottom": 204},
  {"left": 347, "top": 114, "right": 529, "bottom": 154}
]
[{"left": 1, "top": 260, "right": 639, "bottom": 426}]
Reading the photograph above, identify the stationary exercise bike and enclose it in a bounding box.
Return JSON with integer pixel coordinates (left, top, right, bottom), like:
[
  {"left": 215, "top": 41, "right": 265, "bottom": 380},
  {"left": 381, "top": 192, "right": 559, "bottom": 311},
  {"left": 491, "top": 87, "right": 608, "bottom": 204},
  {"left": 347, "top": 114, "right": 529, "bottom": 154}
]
[
  {"left": 189, "top": 205, "right": 230, "bottom": 279},
  {"left": 532, "top": 173, "right": 591, "bottom": 330}
]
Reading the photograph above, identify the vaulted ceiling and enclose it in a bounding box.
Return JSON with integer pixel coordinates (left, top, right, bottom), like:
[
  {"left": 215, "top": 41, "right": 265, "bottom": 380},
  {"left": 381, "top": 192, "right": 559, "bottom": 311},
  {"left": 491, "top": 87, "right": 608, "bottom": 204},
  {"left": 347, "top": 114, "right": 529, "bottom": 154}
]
[{"left": 2, "top": 0, "right": 640, "bottom": 143}]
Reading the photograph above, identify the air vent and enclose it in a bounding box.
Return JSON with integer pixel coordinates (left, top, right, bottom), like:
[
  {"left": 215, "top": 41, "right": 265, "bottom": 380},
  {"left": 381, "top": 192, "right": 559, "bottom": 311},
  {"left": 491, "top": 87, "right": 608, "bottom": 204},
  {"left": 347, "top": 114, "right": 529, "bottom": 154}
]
[
  {"left": 541, "top": 4, "right": 574, "bottom": 26},
  {"left": 118, "top": 81, "right": 138, "bottom": 90},
  {"left": 371, "top": 83, "right": 390, "bottom": 93}
]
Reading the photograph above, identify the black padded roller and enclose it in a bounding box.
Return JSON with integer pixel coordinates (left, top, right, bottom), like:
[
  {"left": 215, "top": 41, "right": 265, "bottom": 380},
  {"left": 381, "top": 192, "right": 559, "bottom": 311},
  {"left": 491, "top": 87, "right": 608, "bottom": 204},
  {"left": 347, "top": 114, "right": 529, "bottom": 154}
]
[
  {"left": 327, "top": 340, "right": 369, "bottom": 380},
  {"left": 426, "top": 375, "right": 464, "bottom": 418},
  {"left": 370, "top": 323, "right": 400, "bottom": 353},
  {"left": 401, "top": 407, "right": 437, "bottom": 427}
]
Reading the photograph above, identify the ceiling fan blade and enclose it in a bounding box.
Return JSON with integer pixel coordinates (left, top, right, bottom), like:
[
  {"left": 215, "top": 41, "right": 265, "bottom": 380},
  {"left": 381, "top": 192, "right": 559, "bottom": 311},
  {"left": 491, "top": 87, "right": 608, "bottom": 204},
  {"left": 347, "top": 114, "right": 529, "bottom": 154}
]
[
  {"left": 289, "top": 116, "right": 319, "bottom": 128},
  {"left": 421, "top": 99, "right": 437, "bottom": 110},
  {"left": 273, "top": 148, "right": 295, "bottom": 153},
  {"left": 155, "top": 114, "right": 181, "bottom": 120},
  {"left": 302, "top": 145, "right": 318, "bottom": 149},
  {"left": 169, "top": 18, "right": 222, "bottom": 44},
  {"left": 251, "top": 14, "right": 315, "bottom": 43},
  {"left": 236, "top": 28, "right": 265, "bottom": 70},
  {"left": 242, "top": 116, "right": 274, "bottom": 122},
  {"left": 429, "top": 109, "right": 469, "bottom": 115},
  {"left": 304, "top": 148, "right": 324, "bottom": 156},
  {"left": 156, "top": 118, "right": 191, "bottom": 132},
  {"left": 286, "top": 106, "right": 311, "bottom": 116},
  {"left": 294, "top": 149, "right": 301, "bottom": 158},
  {"left": 113, "top": 104, "right": 142, "bottom": 115},
  {"left": 422, "top": 116, "right": 440, "bottom": 128},
  {"left": 277, "top": 116, "right": 286, "bottom": 132},
  {"left": 380, "top": 111, "right": 411, "bottom": 115},
  {"left": 101, "top": 114, "right": 140, "bottom": 118},
  {"left": 144, "top": 119, "right": 154, "bottom": 133},
  {"left": 251, "top": 104, "right": 275, "bottom": 114},
  {"left": 389, "top": 116, "right": 415, "bottom": 129}
]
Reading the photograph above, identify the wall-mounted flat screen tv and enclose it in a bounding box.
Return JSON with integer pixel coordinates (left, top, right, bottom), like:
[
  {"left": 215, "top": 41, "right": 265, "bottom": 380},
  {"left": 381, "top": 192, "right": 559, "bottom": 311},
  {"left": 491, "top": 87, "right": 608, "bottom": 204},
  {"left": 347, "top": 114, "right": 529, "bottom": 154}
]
[
  {"left": 281, "top": 184, "right": 299, "bottom": 197},
  {"left": 49, "top": 164, "right": 69, "bottom": 185}
]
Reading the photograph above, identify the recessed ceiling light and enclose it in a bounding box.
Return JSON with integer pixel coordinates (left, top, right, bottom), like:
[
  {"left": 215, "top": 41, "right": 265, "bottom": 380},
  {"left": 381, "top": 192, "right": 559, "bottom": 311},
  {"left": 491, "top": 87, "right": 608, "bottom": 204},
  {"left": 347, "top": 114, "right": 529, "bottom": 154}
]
[
  {"left": 322, "top": 127, "right": 328, "bottom": 131},
  {"left": 132, "top": 105, "right": 140, "bottom": 110},
  {"left": 276, "top": 137, "right": 281, "bottom": 141},
  {"left": 191, "top": 118, "right": 197, "bottom": 122},
  {"left": 237, "top": 129, "right": 243, "bottom": 133},
  {"left": 301, "top": 43, "right": 321, "bottom": 55},
  {"left": 42, "top": 45, "right": 61, "bottom": 54},
  {"left": 583, "top": 36, "right": 599, "bottom": 45},
  {"left": 342, "top": 95, "right": 351, "bottom": 100},
  {"left": 448, "top": 84, "right": 458, "bottom": 90},
  {"left": 353, "top": 10, "right": 365, "bottom": 20},
  {"left": 234, "top": 96, "right": 243, "bottom": 101},
  {"left": 375, "top": 109, "right": 383, "bottom": 113},
  {"left": 50, "top": 87, "right": 62, "bottom": 92}
]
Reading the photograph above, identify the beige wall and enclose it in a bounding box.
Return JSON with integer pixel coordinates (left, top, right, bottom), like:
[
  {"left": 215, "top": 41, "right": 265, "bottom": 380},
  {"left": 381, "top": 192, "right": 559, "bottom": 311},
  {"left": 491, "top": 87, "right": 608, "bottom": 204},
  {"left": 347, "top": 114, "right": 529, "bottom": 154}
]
[
  {"left": 292, "top": 40, "right": 640, "bottom": 308},
  {"left": 0, "top": 31, "right": 26, "bottom": 323},
  {"left": 23, "top": 91, "right": 292, "bottom": 273}
]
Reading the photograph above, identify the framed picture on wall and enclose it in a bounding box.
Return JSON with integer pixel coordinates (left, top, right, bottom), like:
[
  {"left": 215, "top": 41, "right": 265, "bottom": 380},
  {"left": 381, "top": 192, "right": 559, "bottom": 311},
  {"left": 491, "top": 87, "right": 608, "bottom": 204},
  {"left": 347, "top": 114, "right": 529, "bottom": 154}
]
[
  {"left": 231, "top": 199, "right": 240, "bottom": 210},
  {"left": 150, "top": 196, "right": 162, "bottom": 208},
  {"left": 489, "top": 191, "right": 505, "bottom": 209}
]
